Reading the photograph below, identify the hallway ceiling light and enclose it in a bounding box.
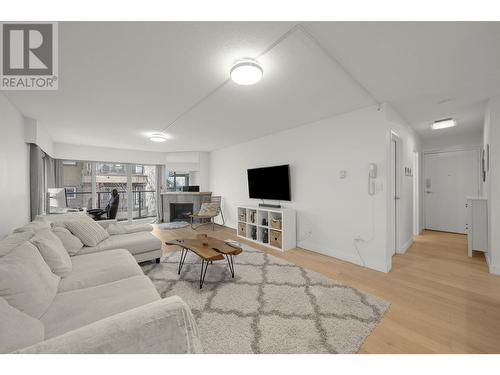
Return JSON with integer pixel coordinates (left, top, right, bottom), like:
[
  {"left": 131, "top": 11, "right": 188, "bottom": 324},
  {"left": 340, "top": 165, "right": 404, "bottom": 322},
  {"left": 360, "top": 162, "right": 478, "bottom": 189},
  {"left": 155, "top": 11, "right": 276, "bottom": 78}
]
[
  {"left": 149, "top": 132, "right": 168, "bottom": 142},
  {"left": 230, "top": 58, "right": 263, "bottom": 85},
  {"left": 431, "top": 118, "right": 457, "bottom": 130}
]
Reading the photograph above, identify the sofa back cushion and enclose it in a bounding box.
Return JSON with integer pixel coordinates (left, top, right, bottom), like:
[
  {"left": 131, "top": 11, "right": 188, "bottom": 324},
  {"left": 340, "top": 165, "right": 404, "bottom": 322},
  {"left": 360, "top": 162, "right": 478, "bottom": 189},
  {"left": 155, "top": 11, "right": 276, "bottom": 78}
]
[
  {"left": 13, "top": 220, "right": 51, "bottom": 234},
  {"left": 31, "top": 229, "right": 73, "bottom": 277},
  {"left": 65, "top": 217, "right": 110, "bottom": 247},
  {"left": 52, "top": 227, "right": 84, "bottom": 256},
  {"left": 107, "top": 223, "right": 153, "bottom": 235},
  {"left": 0, "top": 297, "right": 44, "bottom": 353},
  {"left": 0, "top": 241, "right": 60, "bottom": 318},
  {"left": 0, "top": 231, "right": 35, "bottom": 257}
]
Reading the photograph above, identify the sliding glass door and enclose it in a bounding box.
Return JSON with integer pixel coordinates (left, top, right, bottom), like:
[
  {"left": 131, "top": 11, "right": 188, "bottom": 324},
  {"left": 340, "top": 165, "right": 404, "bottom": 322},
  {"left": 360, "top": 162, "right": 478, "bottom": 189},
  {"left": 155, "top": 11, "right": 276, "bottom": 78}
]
[
  {"left": 61, "top": 160, "right": 159, "bottom": 221},
  {"left": 95, "top": 162, "right": 128, "bottom": 221},
  {"left": 62, "top": 161, "right": 93, "bottom": 210},
  {"left": 132, "top": 164, "right": 157, "bottom": 220}
]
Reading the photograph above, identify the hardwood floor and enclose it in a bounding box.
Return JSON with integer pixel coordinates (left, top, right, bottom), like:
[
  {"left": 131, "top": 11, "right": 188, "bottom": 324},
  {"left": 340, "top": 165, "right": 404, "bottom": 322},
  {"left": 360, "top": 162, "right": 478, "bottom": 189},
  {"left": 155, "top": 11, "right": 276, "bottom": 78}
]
[{"left": 152, "top": 225, "right": 500, "bottom": 353}]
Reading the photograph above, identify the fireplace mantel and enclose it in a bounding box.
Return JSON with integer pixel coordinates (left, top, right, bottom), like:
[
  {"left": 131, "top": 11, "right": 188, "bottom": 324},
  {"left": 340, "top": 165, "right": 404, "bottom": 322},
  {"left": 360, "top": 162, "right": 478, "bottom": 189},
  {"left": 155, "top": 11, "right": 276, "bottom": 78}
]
[{"left": 160, "top": 192, "right": 212, "bottom": 222}]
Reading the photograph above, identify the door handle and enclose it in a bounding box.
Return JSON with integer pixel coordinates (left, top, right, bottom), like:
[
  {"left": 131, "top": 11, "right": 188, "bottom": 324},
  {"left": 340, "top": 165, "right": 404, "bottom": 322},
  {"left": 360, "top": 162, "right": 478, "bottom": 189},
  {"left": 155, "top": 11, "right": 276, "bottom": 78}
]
[
  {"left": 425, "top": 191, "right": 433, "bottom": 194},
  {"left": 395, "top": 195, "right": 400, "bottom": 200}
]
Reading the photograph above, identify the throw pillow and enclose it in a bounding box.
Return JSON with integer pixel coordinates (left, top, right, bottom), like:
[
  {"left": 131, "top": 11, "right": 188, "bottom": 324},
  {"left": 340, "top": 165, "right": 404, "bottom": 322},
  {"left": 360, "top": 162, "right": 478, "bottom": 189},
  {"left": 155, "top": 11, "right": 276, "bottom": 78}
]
[
  {"left": 65, "top": 217, "right": 110, "bottom": 247},
  {"left": 0, "top": 241, "right": 60, "bottom": 319},
  {"left": 0, "top": 297, "right": 44, "bottom": 353},
  {"left": 31, "top": 229, "right": 73, "bottom": 277},
  {"left": 198, "top": 202, "right": 219, "bottom": 216},
  {"left": 51, "top": 227, "right": 84, "bottom": 256}
]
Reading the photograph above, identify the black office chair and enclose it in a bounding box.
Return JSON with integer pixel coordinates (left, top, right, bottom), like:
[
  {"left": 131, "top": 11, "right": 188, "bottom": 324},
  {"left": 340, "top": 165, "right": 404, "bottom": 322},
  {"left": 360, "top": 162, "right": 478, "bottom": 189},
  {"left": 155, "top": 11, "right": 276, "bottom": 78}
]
[{"left": 88, "top": 190, "right": 120, "bottom": 220}]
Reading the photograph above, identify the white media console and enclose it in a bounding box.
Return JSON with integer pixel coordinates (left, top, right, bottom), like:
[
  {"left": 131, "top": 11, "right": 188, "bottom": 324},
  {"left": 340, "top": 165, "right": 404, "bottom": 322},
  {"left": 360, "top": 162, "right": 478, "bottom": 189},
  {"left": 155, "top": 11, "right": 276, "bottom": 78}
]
[{"left": 236, "top": 205, "right": 296, "bottom": 251}]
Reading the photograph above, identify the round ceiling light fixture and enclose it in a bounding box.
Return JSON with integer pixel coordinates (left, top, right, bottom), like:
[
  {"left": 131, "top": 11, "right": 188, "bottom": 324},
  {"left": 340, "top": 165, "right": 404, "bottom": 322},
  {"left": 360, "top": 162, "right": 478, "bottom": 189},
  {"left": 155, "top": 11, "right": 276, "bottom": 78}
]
[
  {"left": 149, "top": 132, "right": 168, "bottom": 142},
  {"left": 230, "top": 58, "right": 263, "bottom": 85}
]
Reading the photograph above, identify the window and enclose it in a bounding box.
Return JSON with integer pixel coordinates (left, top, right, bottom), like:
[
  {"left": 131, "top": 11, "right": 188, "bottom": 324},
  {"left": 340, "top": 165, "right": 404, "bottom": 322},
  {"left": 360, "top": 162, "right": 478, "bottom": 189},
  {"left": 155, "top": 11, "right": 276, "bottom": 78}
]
[
  {"left": 167, "top": 172, "right": 189, "bottom": 191},
  {"left": 61, "top": 161, "right": 159, "bottom": 221},
  {"left": 131, "top": 164, "right": 157, "bottom": 219},
  {"left": 95, "top": 162, "right": 128, "bottom": 220},
  {"left": 62, "top": 161, "right": 92, "bottom": 210}
]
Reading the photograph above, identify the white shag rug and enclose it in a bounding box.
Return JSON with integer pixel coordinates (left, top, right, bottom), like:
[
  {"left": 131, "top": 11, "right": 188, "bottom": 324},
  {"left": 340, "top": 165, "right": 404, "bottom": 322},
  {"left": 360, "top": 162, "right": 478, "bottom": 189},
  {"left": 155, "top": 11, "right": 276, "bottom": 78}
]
[{"left": 141, "top": 245, "right": 389, "bottom": 354}]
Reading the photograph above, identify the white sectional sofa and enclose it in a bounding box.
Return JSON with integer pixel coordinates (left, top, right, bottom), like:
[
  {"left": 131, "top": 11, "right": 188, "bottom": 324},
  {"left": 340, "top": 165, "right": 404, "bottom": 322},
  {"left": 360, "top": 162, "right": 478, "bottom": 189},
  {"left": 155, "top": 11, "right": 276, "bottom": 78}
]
[
  {"left": 36, "top": 213, "right": 163, "bottom": 263},
  {"left": 0, "top": 215, "right": 202, "bottom": 354}
]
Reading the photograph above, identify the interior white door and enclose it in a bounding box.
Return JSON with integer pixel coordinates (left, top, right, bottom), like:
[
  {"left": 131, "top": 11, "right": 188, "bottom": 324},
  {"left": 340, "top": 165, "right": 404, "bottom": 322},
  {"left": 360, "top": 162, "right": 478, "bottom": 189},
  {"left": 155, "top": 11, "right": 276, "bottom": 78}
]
[{"left": 423, "top": 150, "right": 479, "bottom": 234}]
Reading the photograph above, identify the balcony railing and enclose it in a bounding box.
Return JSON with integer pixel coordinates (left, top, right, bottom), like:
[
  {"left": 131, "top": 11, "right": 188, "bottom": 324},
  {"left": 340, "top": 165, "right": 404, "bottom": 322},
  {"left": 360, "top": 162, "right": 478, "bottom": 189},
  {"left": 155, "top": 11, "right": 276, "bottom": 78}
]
[{"left": 65, "top": 189, "right": 157, "bottom": 220}]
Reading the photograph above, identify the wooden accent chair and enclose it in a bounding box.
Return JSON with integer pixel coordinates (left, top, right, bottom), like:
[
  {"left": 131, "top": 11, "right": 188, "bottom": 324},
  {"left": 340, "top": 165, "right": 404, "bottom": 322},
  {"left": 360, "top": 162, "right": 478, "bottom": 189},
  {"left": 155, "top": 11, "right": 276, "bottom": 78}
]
[{"left": 189, "top": 196, "right": 225, "bottom": 230}]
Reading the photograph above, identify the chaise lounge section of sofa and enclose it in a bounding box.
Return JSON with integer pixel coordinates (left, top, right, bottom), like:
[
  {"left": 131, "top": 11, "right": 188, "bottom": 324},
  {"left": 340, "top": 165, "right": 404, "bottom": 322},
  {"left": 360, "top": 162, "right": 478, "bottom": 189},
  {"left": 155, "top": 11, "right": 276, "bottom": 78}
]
[{"left": 0, "top": 215, "right": 202, "bottom": 354}]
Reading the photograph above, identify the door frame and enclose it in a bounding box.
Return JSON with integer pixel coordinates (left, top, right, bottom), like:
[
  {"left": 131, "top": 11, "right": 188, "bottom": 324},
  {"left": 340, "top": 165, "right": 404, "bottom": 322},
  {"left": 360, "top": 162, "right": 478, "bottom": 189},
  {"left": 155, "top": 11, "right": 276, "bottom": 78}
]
[
  {"left": 387, "top": 131, "right": 403, "bottom": 260},
  {"left": 422, "top": 146, "right": 482, "bottom": 231}
]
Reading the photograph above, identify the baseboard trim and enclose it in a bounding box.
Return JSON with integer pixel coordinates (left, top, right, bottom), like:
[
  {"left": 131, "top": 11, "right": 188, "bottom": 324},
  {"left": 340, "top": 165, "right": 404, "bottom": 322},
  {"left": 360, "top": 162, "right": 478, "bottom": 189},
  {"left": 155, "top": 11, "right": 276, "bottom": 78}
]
[
  {"left": 488, "top": 262, "right": 500, "bottom": 276},
  {"left": 397, "top": 237, "right": 413, "bottom": 254}
]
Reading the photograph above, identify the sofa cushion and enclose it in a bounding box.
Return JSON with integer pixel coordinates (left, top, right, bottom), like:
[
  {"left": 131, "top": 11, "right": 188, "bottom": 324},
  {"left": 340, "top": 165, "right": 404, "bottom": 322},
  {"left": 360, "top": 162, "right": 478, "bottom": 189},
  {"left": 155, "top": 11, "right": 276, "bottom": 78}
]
[
  {"left": 0, "top": 241, "right": 60, "bottom": 319},
  {"left": 52, "top": 227, "right": 84, "bottom": 256},
  {"left": 30, "top": 229, "right": 73, "bottom": 277},
  {"left": 77, "top": 231, "right": 161, "bottom": 256},
  {"left": 0, "top": 231, "right": 35, "bottom": 257},
  {"left": 107, "top": 223, "right": 153, "bottom": 235},
  {"left": 58, "top": 249, "right": 144, "bottom": 293},
  {"left": 0, "top": 297, "right": 44, "bottom": 353},
  {"left": 65, "top": 217, "right": 110, "bottom": 247},
  {"left": 42, "top": 275, "right": 160, "bottom": 339},
  {"left": 35, "top": 212, "right": 87, "bottom": 225},
  {"left": 13, "top": 220, "right": 51, "bottom": 234}
]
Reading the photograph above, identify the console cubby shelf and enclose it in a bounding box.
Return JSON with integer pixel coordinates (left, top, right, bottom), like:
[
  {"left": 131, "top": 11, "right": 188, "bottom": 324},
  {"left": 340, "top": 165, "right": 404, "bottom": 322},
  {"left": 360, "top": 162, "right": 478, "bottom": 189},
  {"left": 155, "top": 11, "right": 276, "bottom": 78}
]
[{"left": 236, "top": 206, "right": 296, "bottom": 251}]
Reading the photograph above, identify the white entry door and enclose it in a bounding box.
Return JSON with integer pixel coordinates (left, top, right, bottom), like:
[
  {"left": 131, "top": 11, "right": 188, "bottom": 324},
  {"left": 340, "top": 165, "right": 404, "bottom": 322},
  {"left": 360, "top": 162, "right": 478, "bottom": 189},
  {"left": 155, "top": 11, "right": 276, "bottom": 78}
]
[{"left": 423, "top": 149, "right": 480, "bottom": 234}]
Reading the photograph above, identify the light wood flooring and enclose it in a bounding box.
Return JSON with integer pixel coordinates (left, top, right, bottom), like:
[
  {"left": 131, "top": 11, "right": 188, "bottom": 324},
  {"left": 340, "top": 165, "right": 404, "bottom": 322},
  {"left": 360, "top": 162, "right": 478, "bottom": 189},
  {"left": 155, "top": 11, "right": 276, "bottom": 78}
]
[{"left": 152, "top": 225, "right": 500, "bottom": 353}]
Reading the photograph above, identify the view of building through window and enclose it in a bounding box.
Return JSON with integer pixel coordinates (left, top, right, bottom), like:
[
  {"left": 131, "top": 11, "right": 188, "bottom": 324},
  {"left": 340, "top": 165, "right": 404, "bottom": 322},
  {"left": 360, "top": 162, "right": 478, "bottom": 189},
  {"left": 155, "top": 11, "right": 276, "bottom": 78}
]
[
  {"left": 166, "top": 171, "right": 189, "bottom": 191},
  {"left": 62, "top": 161, "right": 157, "bottom": 221}
]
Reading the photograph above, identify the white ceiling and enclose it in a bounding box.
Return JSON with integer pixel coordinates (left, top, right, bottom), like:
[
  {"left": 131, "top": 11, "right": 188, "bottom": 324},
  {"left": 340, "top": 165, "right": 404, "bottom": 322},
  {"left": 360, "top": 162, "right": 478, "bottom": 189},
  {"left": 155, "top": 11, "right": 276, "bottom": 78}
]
[{"left": 5, "top": 21, "right": 500, "bottom": 152}]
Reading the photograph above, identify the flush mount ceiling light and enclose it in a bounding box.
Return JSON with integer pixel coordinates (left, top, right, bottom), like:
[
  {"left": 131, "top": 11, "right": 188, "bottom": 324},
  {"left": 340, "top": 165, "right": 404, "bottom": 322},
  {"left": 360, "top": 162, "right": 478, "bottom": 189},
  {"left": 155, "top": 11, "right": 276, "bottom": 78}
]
[
  {"left": 149, "top": 132, "right": 168, "bottom": 142},
  {"left": 230, "top": 58, "right": 263, "bottom": 85},
  {"left": 431, "top": 118, "right": 457, "bottom": 130}
]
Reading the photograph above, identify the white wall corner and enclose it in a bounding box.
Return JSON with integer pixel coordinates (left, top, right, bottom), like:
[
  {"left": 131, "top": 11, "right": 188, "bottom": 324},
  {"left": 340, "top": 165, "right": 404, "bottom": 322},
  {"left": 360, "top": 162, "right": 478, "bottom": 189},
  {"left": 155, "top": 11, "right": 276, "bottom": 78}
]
[
  {"left": 488, "top": 262, "right": 500, "bottom": 276},
  {"left": 398, "top": 237, "right": 413, "bottom": 254},
  {"left": 23, "top": 116, "right": 55, "bottom": 157}
]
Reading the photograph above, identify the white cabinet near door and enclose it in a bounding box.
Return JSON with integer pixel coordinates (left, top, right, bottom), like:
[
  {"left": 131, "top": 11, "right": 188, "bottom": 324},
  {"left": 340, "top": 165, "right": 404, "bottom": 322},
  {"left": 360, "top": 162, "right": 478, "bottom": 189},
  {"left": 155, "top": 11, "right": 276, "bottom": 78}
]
[{"left": 466, "top": 197, "right": 488, "bottom": 257}]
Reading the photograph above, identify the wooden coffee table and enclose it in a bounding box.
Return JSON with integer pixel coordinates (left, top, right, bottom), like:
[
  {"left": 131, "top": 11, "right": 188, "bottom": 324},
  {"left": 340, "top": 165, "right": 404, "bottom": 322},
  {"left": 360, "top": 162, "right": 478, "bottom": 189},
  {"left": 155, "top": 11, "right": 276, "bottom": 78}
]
[{"left": 165, "top": 235, "right": 242, "bottom": 288}]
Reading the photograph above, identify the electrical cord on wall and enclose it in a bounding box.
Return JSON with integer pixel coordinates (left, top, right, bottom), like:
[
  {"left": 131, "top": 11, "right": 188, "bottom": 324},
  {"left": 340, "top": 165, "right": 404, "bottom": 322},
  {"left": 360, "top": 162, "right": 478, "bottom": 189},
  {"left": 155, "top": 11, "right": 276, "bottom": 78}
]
[{"left": 353, "top": 193, "right": 376, "bottom": 267}]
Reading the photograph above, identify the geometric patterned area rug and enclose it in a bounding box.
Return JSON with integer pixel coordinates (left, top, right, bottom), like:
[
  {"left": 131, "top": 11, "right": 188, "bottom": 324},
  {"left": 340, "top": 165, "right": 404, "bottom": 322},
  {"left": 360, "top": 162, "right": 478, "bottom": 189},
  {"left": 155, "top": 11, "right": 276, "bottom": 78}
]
[{"left": 141, "top": 245, "right": 390, "bottom": 354}]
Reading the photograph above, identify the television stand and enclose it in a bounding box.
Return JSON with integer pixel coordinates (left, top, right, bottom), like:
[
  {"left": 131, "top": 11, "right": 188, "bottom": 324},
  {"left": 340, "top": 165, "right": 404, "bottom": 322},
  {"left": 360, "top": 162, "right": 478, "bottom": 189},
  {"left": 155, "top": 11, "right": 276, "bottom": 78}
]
[{"left": 259, "top": 203, "right": 281, "bottom": 209}]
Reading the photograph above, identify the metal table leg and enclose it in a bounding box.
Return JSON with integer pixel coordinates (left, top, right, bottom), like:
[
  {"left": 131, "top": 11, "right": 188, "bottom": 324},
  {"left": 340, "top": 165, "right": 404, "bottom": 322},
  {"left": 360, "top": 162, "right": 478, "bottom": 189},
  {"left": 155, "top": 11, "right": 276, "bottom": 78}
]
[
  {"left": 177, "top": 247, "right": 188, "bottom": 275},
  {"left": 199, "top": 259, "right": 211, "bottom": 289},
  {"left": 225, "top": 254, "right": 235, "bottom": 278}
]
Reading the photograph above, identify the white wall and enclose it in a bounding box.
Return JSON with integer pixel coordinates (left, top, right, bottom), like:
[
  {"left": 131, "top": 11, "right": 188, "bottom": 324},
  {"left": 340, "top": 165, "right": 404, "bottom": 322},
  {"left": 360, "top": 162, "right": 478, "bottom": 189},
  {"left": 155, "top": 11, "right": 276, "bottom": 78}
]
[
  {"left": 422, "top": 130, "right": 483, "bottom": 151},
  {"left": 54, "top": 142, "right": 166, "bottom": 165},
  {"left": 483, "top": 96, "right": 500, "bottom": 274},
  {"left": 209, "top": 105, "right": 420, "bottom": 272},
  {"left": 0, "top": 93, "right": 30, "bottom": 237},
  {"left": 166, "top": 151, "right": 210, "bottom": 191},
  {"left": 24, "top": 117, "right": 55, "bottom": 157}
]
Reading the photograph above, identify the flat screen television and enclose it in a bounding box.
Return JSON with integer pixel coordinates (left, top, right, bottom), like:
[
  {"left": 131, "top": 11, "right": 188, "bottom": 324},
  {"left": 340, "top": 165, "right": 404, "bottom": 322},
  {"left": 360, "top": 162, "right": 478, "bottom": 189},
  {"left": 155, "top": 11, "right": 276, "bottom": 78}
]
[{"left": 247, "top": 164, "right": 291, "bottom": 201}]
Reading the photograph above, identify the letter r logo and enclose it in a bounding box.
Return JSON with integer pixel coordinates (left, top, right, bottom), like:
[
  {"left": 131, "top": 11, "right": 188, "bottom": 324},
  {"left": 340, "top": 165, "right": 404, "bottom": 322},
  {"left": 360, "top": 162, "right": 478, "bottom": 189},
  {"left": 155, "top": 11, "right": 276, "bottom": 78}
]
[{"left": 2, "top": 23, "right": 53, "bottom": 75}]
